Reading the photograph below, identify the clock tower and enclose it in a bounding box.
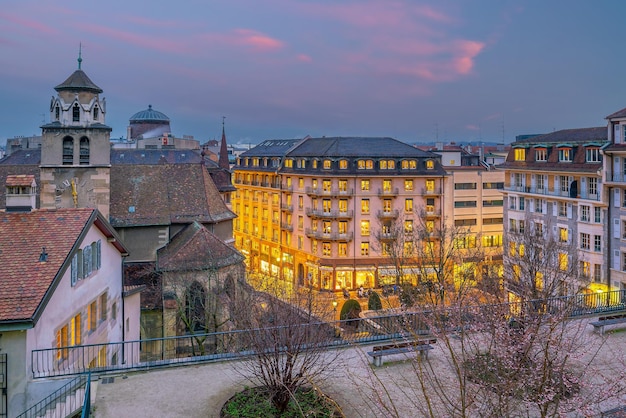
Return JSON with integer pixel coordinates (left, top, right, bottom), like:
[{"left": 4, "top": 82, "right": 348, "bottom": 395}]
[{"left": 39, "top": 50, "right": 111, "bottom": 218}]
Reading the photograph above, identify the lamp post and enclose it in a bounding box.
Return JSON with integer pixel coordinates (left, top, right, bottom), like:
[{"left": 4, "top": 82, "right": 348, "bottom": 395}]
[{"left": 332, "top": 300, "right": 340, "bottom": 338}]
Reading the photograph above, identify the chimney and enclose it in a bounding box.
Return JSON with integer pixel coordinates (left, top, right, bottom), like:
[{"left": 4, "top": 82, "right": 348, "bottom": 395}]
[{"left": 5, "top": 174, "right": 37, "bottom": 212}]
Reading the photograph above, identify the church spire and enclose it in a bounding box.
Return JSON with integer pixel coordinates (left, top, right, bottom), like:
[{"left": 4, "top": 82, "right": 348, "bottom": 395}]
[
  {"left": 218, "top": 116, "right": 230, "bottom": 169},
  {"left": 77, "top": 43, "right": 82, "bottom": 70}
]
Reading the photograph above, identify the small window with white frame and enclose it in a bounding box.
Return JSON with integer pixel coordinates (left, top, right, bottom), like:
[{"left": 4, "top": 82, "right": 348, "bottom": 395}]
[{"left": 586, "top": 147, "right": 600, "bottom": 163}]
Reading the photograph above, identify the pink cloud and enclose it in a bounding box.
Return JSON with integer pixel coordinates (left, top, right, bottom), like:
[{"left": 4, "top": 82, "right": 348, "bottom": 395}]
[
  {"left": 296, "top": 54, "right": 312, "bottom": 63},
  {"left": 75, "top": 23, "right": 187, "bottom": 54},
  {"left": 231, "top": 29, "right": 284, "bottom": 51},
  {"left": 0, "top": 12, "right": 58, "bottom": 35},
  {"left": 484, "top": 113, "right": 501, "bottom": 121},
  {"left": 466, "top": 124, "right": 480, "bottom": 131},
  {"left": 452, "top": 40, "right": 485, "bottom": 74}
]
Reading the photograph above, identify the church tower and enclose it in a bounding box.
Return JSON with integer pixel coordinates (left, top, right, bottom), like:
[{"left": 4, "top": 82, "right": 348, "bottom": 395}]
[{"left": 39, "top": 49, "right": 111, "bottom": 217}]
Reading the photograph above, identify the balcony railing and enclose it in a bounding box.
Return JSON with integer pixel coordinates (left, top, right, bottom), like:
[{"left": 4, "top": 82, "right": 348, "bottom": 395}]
[
  {"left": 421, "top": 188, "right": 442, "bottom": 195},
  {"left": 377, "top": 188, "right": 399, "bottom": 197},
  {"left": 504, "top": 185, "right": 601, "bottom": 202},
  {"left": 304, "top": 229, "right": 354, "bottom": 241},
  {"left": 305, "top": 187, "right": 354, "bottom": 197},
  {"left": 280, "top": 203, "right": 293, "bottom": 212},
  {"left": 605, "top": 171, "right": 626, "bottom": 183},
  {"left": 377, "top": 209, "right": 399, "bottom": 219},
  {"left": 305, "top": 209, "right": 354, "bottom": 219}
]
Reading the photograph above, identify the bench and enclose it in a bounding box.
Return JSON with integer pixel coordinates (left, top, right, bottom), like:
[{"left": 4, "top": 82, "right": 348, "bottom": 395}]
[
  {"left": 590, "top": 314, "right": 626, "bottom": 335},
  {"left": 367, "top": 339, "right": 437, "bottom": 367}
]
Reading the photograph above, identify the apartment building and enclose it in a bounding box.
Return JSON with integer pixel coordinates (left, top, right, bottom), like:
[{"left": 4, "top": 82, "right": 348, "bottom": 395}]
[
  {"left": 500, "top": 128, "right": 609, "bottom": 295},
  {"left": 601, "top": 106, "right": 626, "bottom": 291},
  {"left": 232, "top": 137, "right": 447, "bottom": 292}
]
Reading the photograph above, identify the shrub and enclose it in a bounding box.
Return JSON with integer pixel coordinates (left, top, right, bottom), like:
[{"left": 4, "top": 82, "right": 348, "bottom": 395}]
[
  {"left": 368, "top": 291, "right": 382, "bottom": 311},
  {"left": 340, "top": 299, "right": 361, "bottom": 321}
]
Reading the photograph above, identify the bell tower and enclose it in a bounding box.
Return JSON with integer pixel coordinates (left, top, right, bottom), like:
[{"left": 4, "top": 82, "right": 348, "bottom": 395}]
[{"left": 39, "top": 48, "right": 111, "bottom": 218}]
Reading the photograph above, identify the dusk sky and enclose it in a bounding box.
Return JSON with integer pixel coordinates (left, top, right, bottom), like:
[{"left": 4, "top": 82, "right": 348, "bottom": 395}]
[{"left": 1, "top": 1, "right": 625, "bottom": 146}]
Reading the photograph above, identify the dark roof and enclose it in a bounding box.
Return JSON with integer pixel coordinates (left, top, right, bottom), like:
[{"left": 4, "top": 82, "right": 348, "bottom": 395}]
[
  {"left": 40, "top": 121, "right": 112, "bottom": 131},
  {"left": 54, "top": 69, "right": 103, "bottom": 93},
  {"left": 0, "top": 208, "right": 126, "bottom": 323},
  {"left": 111, "top": 149, "right": 207, "bottom": 165},
  {"left": 157, "top": 221, "right": 244, "bottom": 272},
  {"left": 110, "top": 163, "right": 235, "bottom": 227},
  {"left": 512, "top": 127, "right": 606, "bottom": 145},
  {"left": 606, "top": 107, "right": 626, "bottom": 120},
  {"left": 0, "top": 149, "right": 42, "bottom": 165},
  {"left": 287, "top": 137, "right": 435, "bottom": 158},
  {"left": 129, "top": 105, "right": 170, "bottom": 123},
  {"left": 240, "top": 139, "right": 303, "bottom": 157}
]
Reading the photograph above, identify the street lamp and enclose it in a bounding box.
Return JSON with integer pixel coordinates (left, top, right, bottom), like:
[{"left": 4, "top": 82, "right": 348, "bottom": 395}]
[{"left": 332, "top": 300, "right": 338, "bottom": 311}]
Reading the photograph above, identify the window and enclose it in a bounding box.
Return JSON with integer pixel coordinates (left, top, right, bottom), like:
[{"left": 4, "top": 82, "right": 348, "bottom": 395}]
[
  {"left": 338, "top": 179, "right": 348, "bottom": 192},
  {"left": 322, "top": 199, "right": 331, "bottom": 213},
  {"left": 361, "top": 199, "right": 370, "bottom": 214},
  {"left": 312, "top": 241, "right": 317, "bottom": 254},
  {"left": 404, "top": 180, "right": 413, "bottom": 191},
  {"left": 483, "top": 182, "right": 504, "bottom": 189},
  {"left": 559, "top": 253, "right": 568, "bottom": 270},
  {"left": 455, "top": 219, "right": 477, "bottom": 226},
  {"left": 55, "top": 105, "right": 60, "bottom": 120},
  {"left": 594, "top": 235, "right": 601, "bottom": 252},
  {"left": 401, "top": 160, "right": 417, "bottom": 169},
  {"left": 99, "top": 293, "right": 107, "bottom": 322},
  {"left": 558, "top": 202, "right": 567, "bottom": 217},
  {"left": 298, "top": 178, "right": 304, "bottom": 189},
  {"left": 581, "top": 205, "right": 590, "bottom": 222},
  {"left": 509, "top": 196, "right": 517, "bottom": 210},
  {"left": 559, "top": 227, "right": 568, "bottom": 243},
  {"left": 298, "top": 196, "right": 303, "bottom": 209},
  {"left": 404, "top": 220, "right": 413, "bottom": 233},
  {"left": 425, "top": 220, "right": 434, "bottom": 232},
  {"left": 586, "top": 148, "right": 600, "bottom": 162},
  {"left": 588, "top": 177, "right": 598, "bottom": 196},
  {"left": 535, "top": 148, "right": 547, "bottom": 161},
  {"left": 297, "top": 159, "right": 306, "bottom": 168},
  {"left": 559, "top": 148, "right": 572, "bottom": 162},
  {"left": 357, "top": 160, "right": 374, "bottom": 169},
  {"left": 56, "top": 325, "right": 69, "bottom": 360},
  {"left": 71, "top": 240, "right": 102, "bottom": 285},
  {"left": 298, "top": 216, "right": 303, "bottom": 230},
  {"left": 379, "top": 160, "right": 395, "bottom": 169},
  {"left": 312, "top": 159, "right": 318, "bottom": 169},
  {"left": 383, "top": 199, "right": 392, "bottom": 212},
  {"left": 536, "top": 175, "right": 545, "bottom": 191},
  {"left": 73, "top": 103, "right": 80, "bottom": 122},
  {"left": 519, "top": 197, "right": 525, "bottom": 211},
  {"left": 483, "top": 217, "right": 503, "bottom": 225},
  {"left": 425, "top": 179, "right": 435, "bottom": 193},
  {"left": 405, "top": 198, "right": 413, "bottom": 213},
  {"left": 535, "top": 199, "right": 544, "bottom": 213},
  {"left": 580, "top": 233, "right": 590, "bottom": 250},
  {"left": 480, "top": 199, "right": 504, "bottom": 207},
  {"left": 361, "top": 242, "right": 369, "bottom": 256},
  {"left": 425, "top": 160, "right": 434, "bottom": 169},
  {"left": 594, "top": 264, "right": 601, "bottom": 282},
  {"left": 482, "top": 234, "right": 502, "bottom": 247},
  {"left": 361, "top": 179, "right": 370, "bottom": 191},
  {"left": 594, "top": 207, "right": 601, "bottom": 223},
  {"left": 63, "top": 137, "right": 74, "bottom": 165},
  {"left": 338, "top": 243, "right": 347, "bottom": 256},
  {"left": 322, "top": 242, "right": 331, "bottom": 256},
  {"left": 338, "top": 221, "right": 347, "bottom": 234},
  {"left": 339, "top": 159, "right": 348, "bottom": 169},
  {"left": 298, "top": 236, "right": 303, "bottom": 249},
  {"left": 455, "top": 201, "right": 477, "bottom": 208},
  {"left": 88, "top": 301, "right": 97, "bottom": 331},
  {"left": 514, "top": 148, "right": 526, "bottom": 161},
  {"left": 323, "top": 160, "right": 332, "bottom": 169},
  {"left": 284, "top": 159, "right": 293, "bottom": 168},
  {"left": 338, "top": 199, "right": 348, "bottom": 213},
  {"left": 71, "top": 314, "right": 81, "bottom": 346},
  {"left": 322, "top": 179, "right": 331, "bottom": 192},
  {"left": 383, "top": 179, "right": 392, "bottom": 192},
  {"left": 560, "top": 176, "right": 569, "bottom": 193},
  {"left": 623, "top": 220, "right": 626, "bottom": 239},
  {"left": 361, "top": 220, "right": 370, "bottom": 236},
  {"left": 454, "top": 183, "right": 477, "bottom": 190}
]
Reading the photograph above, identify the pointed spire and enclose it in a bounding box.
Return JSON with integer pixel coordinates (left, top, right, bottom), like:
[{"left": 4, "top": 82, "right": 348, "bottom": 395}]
[
  {"left": 78, "top": 43, "right": 83, "bottom": 70},
  {"left": 218, "top": 116, "right": 230, "bottom": 169}
]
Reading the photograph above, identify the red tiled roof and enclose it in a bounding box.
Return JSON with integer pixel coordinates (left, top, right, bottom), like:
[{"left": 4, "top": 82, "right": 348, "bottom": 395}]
[
  {"left": 0, "top": 208, "right": 95, "bottom": 323},
  {"left": 6, "top": 174, "right": 35, "bottom": 187}
]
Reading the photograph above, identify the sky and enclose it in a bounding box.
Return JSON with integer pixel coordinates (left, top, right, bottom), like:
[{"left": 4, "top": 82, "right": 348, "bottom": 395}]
[{"left": 1, "top": 1, "right": 625, "bottom": 147}]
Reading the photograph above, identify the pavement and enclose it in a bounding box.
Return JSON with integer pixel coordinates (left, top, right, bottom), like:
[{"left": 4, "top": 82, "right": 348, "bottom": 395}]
[{"left": 91, "top": 317, "right": 626, "bottom": 418}]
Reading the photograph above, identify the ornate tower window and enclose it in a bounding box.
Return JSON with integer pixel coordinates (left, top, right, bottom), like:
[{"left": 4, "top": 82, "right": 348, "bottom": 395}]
[
  {"left": 73, "top": 103, "right": 80, "bottom": 122},
  {"left": 79, "top": 137, "right": 90, "bottom": 165},
  {"left": 55, "top": 105, "right": 60, "bottom": 121},
  {"left": 93, "top": 106, "right": 99, "bottom": 120},
  {"left": 63, "top": 137, "right": 74, "bottom": 165}
]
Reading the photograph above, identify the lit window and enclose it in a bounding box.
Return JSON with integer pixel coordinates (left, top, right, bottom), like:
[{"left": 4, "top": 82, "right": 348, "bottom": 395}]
[
  {"left": 559, "top": 253, "right": 568, "bottom": 270},
  {"left": 361, "top": 199, "right": 370, "bottom": 214},
  {"left": 298, "top": 178, "right": 304, "bottom": 189},
  {"left": 361, "top": 220, "right": 370, "bottom": 236},
  {"left": 404, "top": 220, "right": 413, "bottom": 233},
  {"left": 56, "top": 325, "right": 69, "bottom": 359},
  {"left": 323, "top": 160, "right": 332, "bottom": 169},
  {"left": 361, "top": 242, "right": 369, "bottom": 256},
  {"left": 425, "top": 160, "right": 434, "bottom": 169},
  {"left": 88, "top": 301, "right": 97, "bottom": 331},
  {"left": 425, "top": 179, "right": 435, "bottom": 193},
  {"left": 405, "top": 198, "right": 413, "bottom": 213},
  {"left": 284, "top": 159, "right": 293, "bottom": 168},
  {"left": 357, "top": 160, "right": 374, "bottom": 169},
  {"left": 383, "top": 179, "right": 392, "bottom": 192},
  {"left": 339, "top": 199, "right": 348, "bottom": 213},
  {"left": 514, "top": 148, "right": 526, "bottom": 161},
  {"left": 338, "top": 179, "right": 348, "bottom": 192},
  {"left": 338, "top": 243, "right": 347, "bottom": 256},
  {"left": 312, "top": 160, "right": 318, "bottom": 169},
  {"left": 71, "top": 314, "right": 81, "bottom": 346},
  {"left": 559, "top": 227, "right": 568, "bottom": 243},
  {"left": 404, "top": 180, "right": 413, "bottom": 191},
  {"left": 323, "top": 242, "right": 331, "bottom": 256},
  {"left": 558, "top": 148, "right": 572, "bottom": 162},
  {"left": 361, "top": 179, "right": 370, "bottom": 191},
  {"left": 339, "top": 159, "right": 348, "bottom": 169},
  {"left": 402, "top": 160, "right": 417, "bottom": 169}
]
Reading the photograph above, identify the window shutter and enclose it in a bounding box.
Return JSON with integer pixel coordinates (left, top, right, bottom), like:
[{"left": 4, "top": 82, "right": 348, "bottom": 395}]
[
  {"left": 552, "top": 202, "right": 557, "bottom": 216},
  {"left": 614, "top": 219, "right": 621, "bottom": 239},
  {"left": 531, "top": 174, "right": 536, "bottom": 189},
  {"left": 96, "top": 240, "right": 101, "bottom": 269},
  {"left": 555, "top": 176, "right": 560, "bottom": 191},
  {"left": 615, "top": 250, "right": 621, "bottom": 271},
  {"left": 615, "top": 189, "right": 621, "bottom": 208},
  {"left": 71, "top": 254, "right": 78, "bottom": 286},
  {"left": 84, "top": 245, "right": 92, "bottom": 277},
  {"left": 529, "top": 199, "right": 534, "bottom": 212},
  {"left": 567, "top": 203, "right": 572, "bottom": 218}
]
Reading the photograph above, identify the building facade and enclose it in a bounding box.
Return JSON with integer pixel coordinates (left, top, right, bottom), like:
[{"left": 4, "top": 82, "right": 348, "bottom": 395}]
[{"left": 232, "top": 136, "right": 450, "bottom": 292}]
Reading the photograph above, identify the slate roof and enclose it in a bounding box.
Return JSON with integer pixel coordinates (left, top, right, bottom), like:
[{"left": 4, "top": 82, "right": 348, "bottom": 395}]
[
  {"left": 606, "top": 107, "right": 626, "bottom": 120},
  {"left": 111, "top": 149, "right": 207, "bottom": 165},
  {"left": 110, "top": 163, "right": 235, "bottom": 227},
  {"left": 240, "top": 139, "right": 303, "bottom": 157},
  {"left": 511, "top": 127, "right": 606, "bottom": 144},
  {"left": 0, "top": 208, "right": 126, "bottom": 324},
  {"left": 287, "top": 137, "right": 435, "bottom": 158},
  {"left": 157, "top": 221, "right": 244, "bottom": 272},
  {"left": 54, "top": 69, "right": 103, "bottom": 93}
]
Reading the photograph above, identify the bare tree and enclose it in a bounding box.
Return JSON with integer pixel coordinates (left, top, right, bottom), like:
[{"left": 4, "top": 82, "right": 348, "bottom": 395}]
[{"left": 231, "top": 276, "right": 342, "bottom": 413}]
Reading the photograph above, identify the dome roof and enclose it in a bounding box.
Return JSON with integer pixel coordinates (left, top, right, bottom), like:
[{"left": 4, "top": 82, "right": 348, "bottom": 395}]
[{"left": 130, "top": 105, "right": 170, "bottom": 123}]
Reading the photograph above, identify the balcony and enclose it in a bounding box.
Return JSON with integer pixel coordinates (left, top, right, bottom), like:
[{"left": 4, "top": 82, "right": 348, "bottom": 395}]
[
  {"left": 424, "top": 208, "right": 441, "bottom": 217},
  {"left": 377, "top": 209, "right": 399, "bottom": 219},
  {"left": 280, "top": 184, "right": 293, "bottom": 191},
  {"left": 605, "top": 171, "right": 626, "bottom": 183},
  {"left": 282, "top": 224, "right": 293, "bottom": 232},
  {"left": 377, "top": 187, "right": 399, "bottom": 197},
  {"left": 305, "top": 209, "right": 354, "bottom": 219},
  {"left": 421, "top": 188, "right": 442, "bottom": 196},
  {"left": 281, "top": 203, "right": 293, "bottom": 212},
  {"left": 304, "top": 229, "right": 354, "bottom": 241},
  {"left": 305, "top": 187, "right": 354, "bottom": 197},
  {"left": 504, "top": 185, "right": 601, "bottom": 202}
]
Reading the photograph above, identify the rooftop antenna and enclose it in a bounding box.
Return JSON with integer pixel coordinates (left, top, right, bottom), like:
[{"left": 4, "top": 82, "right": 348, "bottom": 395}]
[{"left": 77, "top": 43, "right": 82, "bottom": 70}]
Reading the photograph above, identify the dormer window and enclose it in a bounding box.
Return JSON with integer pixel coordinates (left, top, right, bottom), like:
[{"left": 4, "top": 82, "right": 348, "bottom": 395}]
[
  {"left": 357, "top": 159, "right": 374, "bottom": 169},
  {"left": 514, "top": 148, "right": 526, "bottom": 161},
  {"left": 72, "top": 103, "right": 80, "bottom": 122},
  {"left": 339, "top": 159, "right": 348, "bottom": 169},
  {"left": 323, "top": 159, "right": 332, "bottom": 169},
  {"left": 297, "top": 158, "right": 306, "bottom": 169},
  {"left": 535, "top": 147, "right": 547, "bottom": 162},
  {"left": 379, "top": 160, "right": 395, "bottom": 169},
  {"left": 558, "top": 147, "right": 572, "bottom": 162},
  {"left": 284, "top": 159, "right": 293, "bottom": 168},
  {"left": 586, "top": 147, "right": 600, "bottom": 163},
  {"left": 425, "top": 160, "right": 434, "bottom": 170},
  {"left": 55, "top": 105, "right": 60, "bottom": 121},
  {"left": 401, "top": 160, "right": 417, "bottom": 169}
]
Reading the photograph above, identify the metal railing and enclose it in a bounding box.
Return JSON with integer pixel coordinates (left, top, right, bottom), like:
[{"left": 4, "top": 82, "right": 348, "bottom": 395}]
[
  {"left": 31, "top": 290, "right": 626, "bottom": 379},
  {"left": 17, "top": 373, "right": 90, "bottom": 418}
]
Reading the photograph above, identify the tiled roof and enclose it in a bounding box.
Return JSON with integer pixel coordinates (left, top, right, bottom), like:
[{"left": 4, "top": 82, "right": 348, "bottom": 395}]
[
  {"left": 512, "top": 127, "right": 606, "bottom": 144},
  {"left": 606, "top": 107, "right": 626, "bottom": 120},
  {"left": 0, "top": 158, "right": 40, "bottom": 210},
  {"left": 0, "top": 208, "right": 95, "bottom": 323},
  {"left": 111, "top": 149, "right": 205, "bottom": 165},
  {"left": 110, "top": 163, "right": 235, "bottom": 227},
  {"left": 157, "top": 221, "right": 244, "bottom": 272},
  {"left": 6, "top": 174, "right": 35, "bottom": 187}
]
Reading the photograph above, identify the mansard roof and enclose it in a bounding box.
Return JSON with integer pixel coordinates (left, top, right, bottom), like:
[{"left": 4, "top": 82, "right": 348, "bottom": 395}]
[
  {"left": 286, "top": 136, "right": 434, "bottom": 158},
  {"left": 54, "top": 69, "right": 103, "bottom": 94},
  {"left": 156, "top": 221, "right": 244, "bottom": 272}
]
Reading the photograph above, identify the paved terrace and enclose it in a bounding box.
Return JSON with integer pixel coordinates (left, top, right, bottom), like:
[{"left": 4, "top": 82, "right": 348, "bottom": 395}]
[{"left": 90, "top": 316, "right": 626, "bottom": 418}]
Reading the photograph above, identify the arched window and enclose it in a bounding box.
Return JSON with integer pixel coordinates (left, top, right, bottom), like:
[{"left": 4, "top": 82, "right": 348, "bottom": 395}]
[
  {"left": 55, "top": 105, "right": 60, "bottom": 121},
  {"left": 72, "top": 103, "right": 80, "bottom": 122},
  {"left": 79, "top": 137, "right": 89, "bottom": 165},
  {"left": 185, "top": 282, "right": 207, "bottom": 333},
  {"left": 63, "top": 137, "right": 74, "bottom": 165},
  {"left": 93, "top": 106, "right": 99, "bottom": 120}
]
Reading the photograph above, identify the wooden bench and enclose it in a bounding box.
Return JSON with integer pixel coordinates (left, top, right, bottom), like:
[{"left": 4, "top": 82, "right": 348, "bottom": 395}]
[
  {"left": 590, "top": 314, "right": 626, "bottom": 335},
  {"left": 367, "top": 339, "right": 437, "bottom": 367}
]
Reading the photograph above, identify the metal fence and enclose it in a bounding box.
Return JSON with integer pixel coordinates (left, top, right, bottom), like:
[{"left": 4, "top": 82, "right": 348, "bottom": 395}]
[
  {"left": 16, "top": 374, "right": 89, "bottom": 418},
  {"left": 31, "top": 290, "right": 626, "bottom": 379}
]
